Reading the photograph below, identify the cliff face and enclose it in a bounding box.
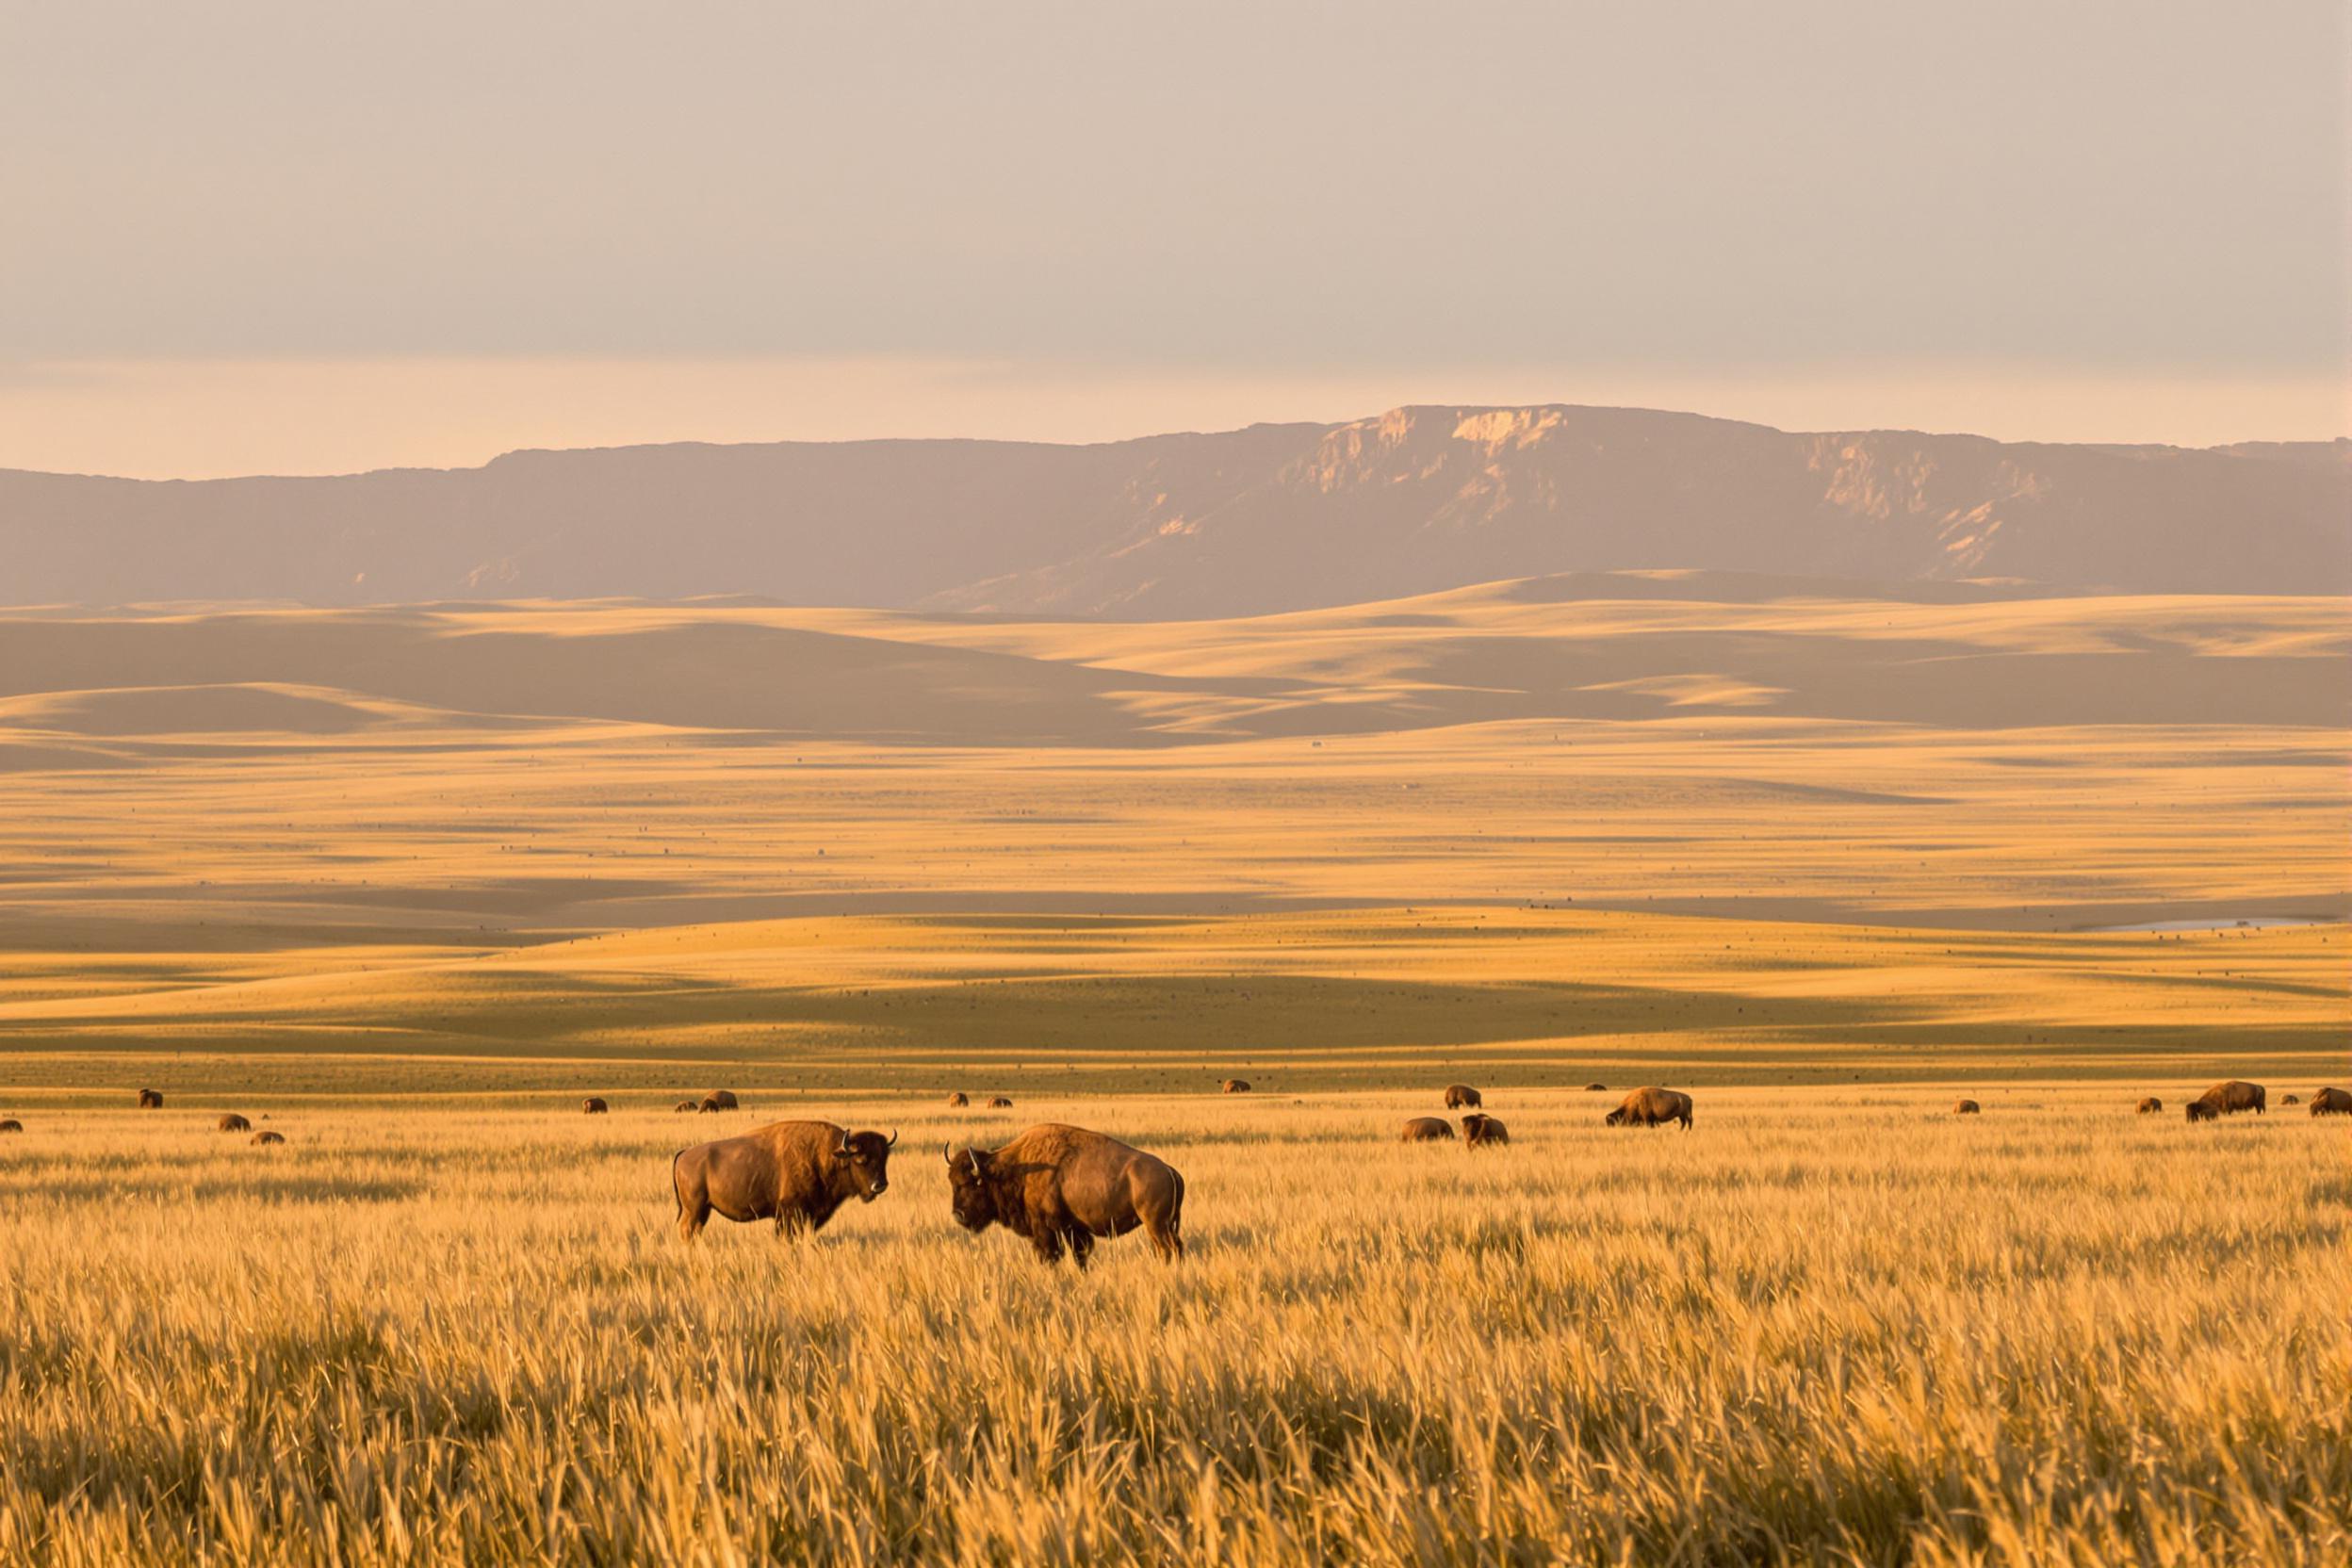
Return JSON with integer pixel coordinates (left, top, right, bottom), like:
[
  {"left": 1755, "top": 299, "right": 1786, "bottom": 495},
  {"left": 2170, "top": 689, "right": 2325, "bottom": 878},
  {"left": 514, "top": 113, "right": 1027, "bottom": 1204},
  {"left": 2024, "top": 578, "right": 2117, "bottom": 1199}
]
[{"left": 2, "top": 406, "right": 2342, "bottom": 612}]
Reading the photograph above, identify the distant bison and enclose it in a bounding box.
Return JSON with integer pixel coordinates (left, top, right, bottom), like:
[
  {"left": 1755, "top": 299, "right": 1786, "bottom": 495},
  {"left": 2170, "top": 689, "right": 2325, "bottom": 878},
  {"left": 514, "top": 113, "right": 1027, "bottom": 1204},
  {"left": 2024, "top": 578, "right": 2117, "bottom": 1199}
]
[
  {"left": 946, "top": 1124, "right": 1184, "bottom": 1268},
  {"left": 2309, "top": 1086, "right": 2352, "bottom": 1117},
  {"left": 675, "top": 1100, "right": 699, "bottom": 1113},
  {"left": 1584, "top": 1083, "right": 1608, "bottom": 1092},
  {"left": 582, "top": 1097, "right": 610, "bottom": 1115},
  {"left": 1443, "top": 1084, "right": 1482, "bottom": 1109},
  {"left": 698, "top": 1096, "right": 724, "bottom": 1114},
  {"left": 0, "top": 1119, "right": 21, "bottom": 1134},
  {"left": 2281, "top": 1093, "right": 2301, "bottom": 1105},
  {"left": 1400, "top": 1116, "right": 1455, "bottom": 1142},
  {"left": 1461, "top": 1112, "right": 1510, "bottom": 1147},
  {"left": 251, "top": 1130, "right": 286, "bottom": 1146},
  {"left": 1221, "top": 1079, "right": 1251, "bottom": 1094},
  {"left": 138, "top": 1089, "right": 164, "bottom": 1109},
  {"left": 2137, "top": 1097, "right": 2163, "bottom": 1114},
  {"left": 2188, "top": 1080, "right": 2265, "bottom": 1121},
  {"left": 946, "top": 1092, "right": 970, "bottom": 1107},
  {"left": 1951, "top": 1100, "right": 1981, "bottom": 1116},
  {"left": 673, "top": 1120, "right": 898, "bottom": 1242},
  {"left": 706, "top": 1089, "right": 740, "bottom": 1110},
  {"left": 988, "top": 1096, "right": 1014, "bottom": 1108},
  {"left": 1606, "top": 1087, "right": 1694, "bottom": 1129},
  {"left": 217, "top": 1113, "right": 252, "bottom": 1133}
]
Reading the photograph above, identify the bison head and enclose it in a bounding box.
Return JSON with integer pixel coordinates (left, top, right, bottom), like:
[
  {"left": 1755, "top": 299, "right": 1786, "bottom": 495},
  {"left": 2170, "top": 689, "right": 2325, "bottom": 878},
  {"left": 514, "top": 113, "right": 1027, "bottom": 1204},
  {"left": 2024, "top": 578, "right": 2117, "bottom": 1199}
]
[
  {"left": 1603, "top": 1107, "right": 1626, "bottom": 1126},
  {"left": 944, "top": 1144, "right": 997, "bottom": 1233},
  {"left": 834, "top": 1127, "right": 897, "bottom": 1200}
]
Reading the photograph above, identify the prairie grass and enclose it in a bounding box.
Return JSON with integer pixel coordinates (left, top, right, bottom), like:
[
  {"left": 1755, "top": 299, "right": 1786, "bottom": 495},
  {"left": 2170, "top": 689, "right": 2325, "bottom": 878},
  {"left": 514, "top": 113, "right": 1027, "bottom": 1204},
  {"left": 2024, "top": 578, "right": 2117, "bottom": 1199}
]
[{"left": 1, "top": 1086, "right": 2344, "bottom": 1565}]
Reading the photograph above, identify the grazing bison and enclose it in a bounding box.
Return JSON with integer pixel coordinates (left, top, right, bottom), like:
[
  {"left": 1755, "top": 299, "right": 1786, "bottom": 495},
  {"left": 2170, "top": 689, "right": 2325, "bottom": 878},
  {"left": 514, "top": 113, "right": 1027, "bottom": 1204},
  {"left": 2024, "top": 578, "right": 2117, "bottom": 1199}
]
[
  {"left": 1951, "top": 1099, "right": 1981, "bottom": 1116},
  {"left": 988, "top": 1096, "right": 1014, "bottom": 1108},
  {"left": 698, "top": 1096, "right": 724, "bottom": 1114},
  {"left": 138, "top": 1088, "right": 164, "bottom": 1109},
  {"left": 251, "top": 1130, "right": 286, "bottom": 1146},
  {"left": 582, "top": 1097, "right": 610, "bottom": 1115},
  {"left": 2184, "top": 1100, "right": 2219, "bottom": 1123},
  {"left": 217, "top": 1113, "right": 252, "bottom": 1133},
  {"left": 1443, "top": 1084, "right": 1483, "bottom": 1109},
  {"left": 945, "top": 1124, "right": 1184, "bottom": 1268},
  {"left": 2282, "top": 1094, "right": 2301, "bottom": 1105},
  {"left": 1461, "top": 1112, "right": 1510, "bottom": 1147},
  {"left": 2137, "top": 1097, "right": 2163, "bottom": 1114},
  {"left": 2308, "top": 1086, "right": 2352, "bottom": 1117},
  {"left": 1400, "top": 1116, "right": 1455, "bottom": 1142},
  {"left": 2189, "top": 1080, "right": 2266, "bottom": 1120},
  {"left": 946, "top": 1092, "right": 970, "bottom": 1107},
  {"left": 0, "top": 1119, "right": 21, "bottom": 1134},
  {"left": 1584, "top": 1083, "right": 1608, "bottom": 1092},
  {"left": 707, "top": 1089, "right": 740, "bottom": 1110},
  {"left": 673, "top": 1120, "right": 898, "bottom": 1242},
  {"left": 675, "top": 1100, "right": 698, "bottom": 1113},
  {"left": 1606, "top": 1087, "right": 1694, "bottom": 1129},
  {"left": 1221, "top": 1079, "right": 1251, "bottom": 1094}
]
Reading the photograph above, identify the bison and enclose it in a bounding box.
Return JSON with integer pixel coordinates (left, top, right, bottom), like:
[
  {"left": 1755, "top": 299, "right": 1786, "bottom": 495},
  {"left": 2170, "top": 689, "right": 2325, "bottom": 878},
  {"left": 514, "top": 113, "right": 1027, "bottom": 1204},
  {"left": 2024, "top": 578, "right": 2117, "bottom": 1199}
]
[
  {"left": 582, "top": 1097, "right": 610, "bottom": 1115},
  {"left": 2282, "top": 1094, "right": 2301, "bottom": 1105},
  {"left": 138, "top": 1088, "right": 164, "bottom": 1109},
  {"left": 672, "top": 1120, "right": 898, "bottom": 1242},
  {"left": 2189, "top": 1080, "right": 2265, "bottom": 1120},
  {"left": 1462, "top": 1112, "right": 1510, "bottom": 1147},
  {"left": 1606, "top": 1087, "right": 1694, "bottom": 1129},
  {"left": 707, "top": 1089, "right": 741, "bottom": 1110},
  {"left": 698, "top": 1096, "right": 724, "bottom": 1114},
  {"left": 1221, "top": 1079, "right": 1251, "bottom": 1094},
  {"left": 675, "top": 1100, "right": 699, "bottom": 1113},
  {"left": 1584, "top": 1083, "right": 1608, "bottom": 1092},
  {"left": 251, "top": 1130, "right": 286, "bottom": 1146},
  {"left": 988, "top": 1096, "right": 1014, "bottom": 1108},
  {"left": 945, "top": 1124, "right": 1184, "bottom": 1268},
  {"left": 2308, "top": 1086, "right": 2352, "bottom": 1117},
  {"left": 1400, "top": 1116, "right": 1455, "bottom": 1142},
  {"left": 0, "top": 1119, "right": 21, "bottom": 1134},
  {"left": 2137, "top": 1097, "right": 2163, "bottom": 1115},
  {"left": 1951, "top": 1099, "right": 1981, "bottom": 1116},
  {"left": 2184, "top": 1100, "right": 2219, "bottom": 1123},
  {"left": 946, "top": 1092, "right": 970, "bottom": 1107},
  {"left": 217, "top": 1113, "right": 252, "bottom": 1133},
  {"left": 1443, "top": 1084, "right": 1483, "bottom": 1109}
]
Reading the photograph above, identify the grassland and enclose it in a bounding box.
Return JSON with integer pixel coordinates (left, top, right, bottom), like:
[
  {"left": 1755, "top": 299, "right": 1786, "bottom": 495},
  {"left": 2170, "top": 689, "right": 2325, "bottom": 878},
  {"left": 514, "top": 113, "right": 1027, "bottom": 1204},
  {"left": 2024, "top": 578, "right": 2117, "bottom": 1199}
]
[{"left": 0, "top": 1087, "right": 2344, "bottom": 1566}]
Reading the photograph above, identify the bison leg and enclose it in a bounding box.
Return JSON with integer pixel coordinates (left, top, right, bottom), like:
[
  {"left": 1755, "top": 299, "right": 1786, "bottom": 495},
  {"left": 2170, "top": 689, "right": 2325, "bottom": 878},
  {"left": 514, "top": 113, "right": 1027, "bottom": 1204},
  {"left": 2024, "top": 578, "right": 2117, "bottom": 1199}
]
[
  {"left": 1029, "top": 1229, "right": 1066, "bottom": 1266},
  {"left": 1066, "top": 1228, "right": 1096, "bottom": 1271},
  {"left": 1144, "top": 1218, "right": 1184, "bottom": 1262}
]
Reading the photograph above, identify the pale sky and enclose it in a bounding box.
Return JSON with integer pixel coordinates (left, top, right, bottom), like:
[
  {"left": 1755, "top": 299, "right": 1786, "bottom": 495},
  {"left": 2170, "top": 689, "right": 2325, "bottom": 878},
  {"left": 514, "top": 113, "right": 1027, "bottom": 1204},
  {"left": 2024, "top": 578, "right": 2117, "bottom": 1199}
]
[{"left": 4, "top": 0, "right": 2345, "bottom": 477}]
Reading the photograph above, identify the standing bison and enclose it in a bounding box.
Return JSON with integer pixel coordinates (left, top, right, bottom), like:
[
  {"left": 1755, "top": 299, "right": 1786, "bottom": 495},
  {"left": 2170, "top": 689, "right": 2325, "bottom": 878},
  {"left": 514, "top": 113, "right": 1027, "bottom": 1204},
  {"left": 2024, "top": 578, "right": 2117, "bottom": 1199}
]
[
  {"left": 2187, "top": 1081, "right": 2265, "bottom": 1121},
  {"left": 945, "top": 1124, "right": 1184, "bottom": 1268},
  {"left": 1951, "top": 1099, "right": 1981, "bottom": 1116},
  {"left": 1584, "top": 1083, "right": 1608, "bottom": 1092},
  {"left": 1400, "top": 1117, "right": 1455, "bottom": 1142},
  {"left": 1461, "top": 1113, "right": 1509, "bottom": 1147},
  {"left": 138, "top": 1089, "right": 164, "bottom": 1109},
  {"left": 2308, "top": 1086, "right": 2352, "bottom": 1117},
  {"left": 217, "top": 1113, "right": 253, "bottom": 1133},
  {"left": 582, "top": 1098, "right": 610, "bottom": 1115},
  {"left": 988, "top": 1096, "right": 1014, "bottom": 1109},
  {"left": 1606, "top": 1087, "right": 1694, "bottom": 1129},
  {"left": 698, "top": 1096, "right": 724, "bottom": 1114},
  {"left": 1443, "top": 1084, "right": 1482, "bottom": 1109},
  {"left": 946, "top": 1092, "right": 970, "bottom": 1107},
  {"left": 674, "top": 1100, "right": 699, "bottom": 1113},
  {"left": 707, "top": 1089, "right": 740, "bottom": 1110},
  {"left": 1221, "top": 1079, "right": 1251, "bottom": 1094},
  {"left": 2136, "top": 1097, "right": 2163, "bottom": 1115},
  {"left": 673, "top": 1120, "right": 897, "bottom": 1242},
  {"left": 0, "top": 1119, "right": 21, "bottom": 1134},
  {"left": 251, "top": 1130, "right": 286, "bottom": 1146}
]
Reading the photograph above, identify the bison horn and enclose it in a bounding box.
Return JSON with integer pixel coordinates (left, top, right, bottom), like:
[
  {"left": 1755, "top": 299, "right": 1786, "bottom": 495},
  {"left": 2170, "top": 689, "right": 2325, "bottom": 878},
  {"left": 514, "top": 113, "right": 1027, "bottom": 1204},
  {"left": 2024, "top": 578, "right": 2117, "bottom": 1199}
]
[
  {"left": 943, "top": 1141, "right": 955, "bottom": 1166},
  {"left": 886, "top": 1128, "right": 899, "bottom": 1148},
  {"left": 968, "top": 1149, "right": 983, "bottom": 1176}
]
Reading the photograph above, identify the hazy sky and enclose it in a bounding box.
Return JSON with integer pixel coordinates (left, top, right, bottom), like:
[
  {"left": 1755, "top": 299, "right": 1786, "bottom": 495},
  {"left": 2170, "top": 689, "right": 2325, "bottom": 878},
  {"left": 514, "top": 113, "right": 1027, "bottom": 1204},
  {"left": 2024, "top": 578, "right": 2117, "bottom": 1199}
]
[{"left": 4, "top": 0, "right": 2345, "bottom": 475}]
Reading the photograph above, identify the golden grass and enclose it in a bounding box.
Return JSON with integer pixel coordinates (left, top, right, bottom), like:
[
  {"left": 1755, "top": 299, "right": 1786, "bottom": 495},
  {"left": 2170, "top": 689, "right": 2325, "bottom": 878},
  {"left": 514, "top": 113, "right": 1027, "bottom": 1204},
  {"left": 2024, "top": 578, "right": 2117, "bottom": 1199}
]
[{"left": 0, "top": 1087, "right": 2344, "bottom": 1565}]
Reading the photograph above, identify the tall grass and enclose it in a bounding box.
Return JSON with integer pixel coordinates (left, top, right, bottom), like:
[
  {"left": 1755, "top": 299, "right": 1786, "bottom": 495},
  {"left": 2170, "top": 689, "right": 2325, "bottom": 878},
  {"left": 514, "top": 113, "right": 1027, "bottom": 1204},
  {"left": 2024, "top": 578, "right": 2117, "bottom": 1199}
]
[{"left": 0, "top": 1086, "right": 2344, "bottom": 1565}]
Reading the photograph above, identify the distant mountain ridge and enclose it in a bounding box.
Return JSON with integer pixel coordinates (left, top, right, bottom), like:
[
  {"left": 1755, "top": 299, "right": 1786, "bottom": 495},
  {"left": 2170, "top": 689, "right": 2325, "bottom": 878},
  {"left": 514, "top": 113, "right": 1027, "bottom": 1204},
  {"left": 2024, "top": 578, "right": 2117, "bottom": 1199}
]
[{"left": 2, "top": 405, "right": 2344, "bottom": 612}]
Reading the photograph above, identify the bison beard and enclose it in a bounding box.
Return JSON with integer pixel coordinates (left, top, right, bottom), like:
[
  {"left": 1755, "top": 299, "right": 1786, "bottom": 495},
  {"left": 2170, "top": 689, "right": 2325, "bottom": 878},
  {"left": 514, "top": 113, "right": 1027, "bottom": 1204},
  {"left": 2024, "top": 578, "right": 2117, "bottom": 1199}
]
[{"left": 946, "top": 1124, "right": 1185, "bottom": 1270}]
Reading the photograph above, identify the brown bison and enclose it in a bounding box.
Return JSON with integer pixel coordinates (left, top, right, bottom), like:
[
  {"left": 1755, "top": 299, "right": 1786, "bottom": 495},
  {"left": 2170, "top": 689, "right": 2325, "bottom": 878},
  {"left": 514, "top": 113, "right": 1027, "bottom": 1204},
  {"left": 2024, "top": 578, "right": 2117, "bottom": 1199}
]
[
  {"left": 707, "top": 1089, "right": 741, "bottom": 1110},
  {"left": 675, "top": 1100, "right": 699, "bottom": 1113},
  {"left": 2184, "top": 1100, "right": 2219, "bottom": 1123},
  {"left": 1400, "top": 1116, "right": 1455, "bottom": 1142},
  {"left": 2308, "top": 1086, "right": 2352, "bottom": 1117},
  {"left": 1606, "top": 1087, "right": 1694, "bottom": 1129},
  {"left": 698, "top": 1096, "right": 724, "bottom": 1114},
  {"left": 217, "top": 1113, "right": 252, "bottom": 1133},
  {"left": 1584, "top": 1083, "right": 1608, "bottom": 1092},
  {"left": 582, "top": 1097, "right": 610, "bottom": 1115},
  {"left": 2137, "top": 1097, "right": 2163, "bottom": 1115},
  {"left": 946, "top": 1091, "right": 970, "bottom": 1107},
  {"left": 1443, "top": 1084, "right": 1483, "bottom": 1109},
  {"left": 0, "top": 1119, "right": 21, "bottom": 1134},
  {"left": 988, "top": 1096, "right": 1014, "bottom": 1108},
  {"left": 1461, "top": 1112, "right": 1510, "bottom": 1147},
  {"left": 672, "top": 1119, "right": 898, "bottom": 1242},
  {"left": 251, "top": 1130, "right": 286, "bottom": 1146},
  {"left": 2281, "top": 1094, "right": 2301, "bottom": 1105},
  {"left": 2188, "top": 1080, "right": 2265, "bottom": 1121},
  {"left": 138, "top": 1088, "right": 163, "bottom": 1109},
  {"left": 945, "top": 1124, "right": 1184, "bottom": 1268},
  {"left": 1951, "top": 1099, "right": 1981, "bottom": 1116},
  {"left": 1221, "top": 1079, "right": 1251, "bottom": 1094}
]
